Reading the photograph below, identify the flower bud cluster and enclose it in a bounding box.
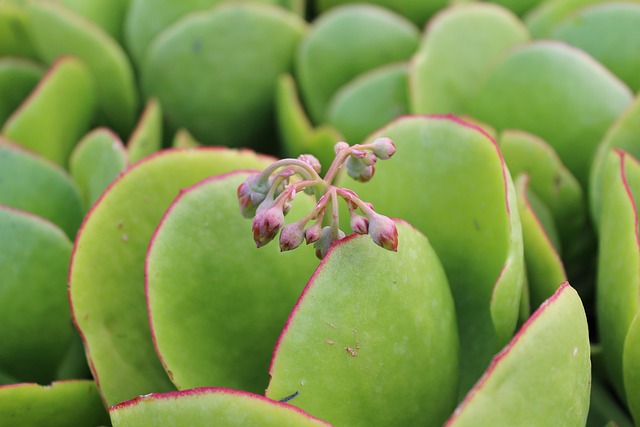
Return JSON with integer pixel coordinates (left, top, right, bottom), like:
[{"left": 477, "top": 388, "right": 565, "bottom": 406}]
[{"left": 238, "top": 138, "right": 398, "bottom": 259}]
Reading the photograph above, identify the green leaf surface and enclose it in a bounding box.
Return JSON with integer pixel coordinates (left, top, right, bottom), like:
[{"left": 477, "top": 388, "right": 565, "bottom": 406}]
[
  {"left": 500, "top": 129, "right": 584, "bottom": 255},
  {"left": 318, "top": 0, "right": 448, "bottom": 27},
  {"left": 171, "top": 128, "right": 201, "bottom": 149},
  {"left": 127, "top": 98, "right": 162, "bottom": 164},
  {"left": 469, "top": 41, "right": 632, "bottom": 187},
  {"left": 326, "top": 63, "right": 409, "bottom": 145},
  {"left": 524, "top": 0, "right": 640, "bottom": 38},
  {"left": 296, "top": 4, "right": 419, "bottom": 123},
  {"left": 0, "top": 0, "right": 37, "bottom": 59},
  {"left": 26, "top": 0, "right": 138, "bottom": 135},
  {"left": 147, "top": 172, "right": 318, "bottom": 393},
  {"left": 550, "top": 3, "right": 640, "bottom": 92},
  {"left": 1, "top": 56, "right": 95, "bottom": 167},
  {"left": 515, "top": 174, "right": 566, "bottom": 308},
  {"left": 69, "top": 128, "right": 129, "bottom": 210},
  {"left": 591, "top": 93, "right": 640, "bottom": 226},
  {"left": 0, "top": 139, "right": 84, "bottom": 238},
  {"left": 342, "top": 115, "right": 524, "bottom": 395},
  {"left": 410, "top": 3, "right": 529, "bottom": 115},
  {"left": 110, "top": 388, "right": 329, "bottom": 427},
  {"left": 597, "top": 150, "right": 640, "bottom": 403},
  {"left": 143, "top": 3, "right": 306, "bottom": 149},
  {"left": 276, "top": 73, "right": 341, "bottom": 170},
  {"left": 445, "top": 282, "right": 590, "bottom": 426},
  {"left": 624, "top": 312, "right": 640, "bottom": 424},
  {"left": 0, "top": 58, "right": 43, "bottom": 126},
  {"left": 267, "top": 221, "right": 458, "bottom": 426},
  {"left": 0, "top": 380, "right": 109, "bottom": 427},
  {"left": 69, "top": 147, "right": 273, "bottom": 406},
  {"left": 0, "top": 207, "right": 74, "bottom": 383},
  {"left": 58, "top": 0, "right": 129, "bottom": 44},
  {"left": 125, "top": 0, "right": 296, "bottom": 66}
]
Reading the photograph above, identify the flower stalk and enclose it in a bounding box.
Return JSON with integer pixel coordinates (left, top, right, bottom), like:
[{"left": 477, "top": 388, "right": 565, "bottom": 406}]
[{"left": 237, "top": 138, "right": 398, "bottom": 258}]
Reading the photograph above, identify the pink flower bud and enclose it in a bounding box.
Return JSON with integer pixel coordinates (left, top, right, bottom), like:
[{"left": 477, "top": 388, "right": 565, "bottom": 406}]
[
  {"left": 304, "top": 221, "right": 322, "bottom": 244},
  {"left": 361, "top": 152, "right": 377, "bottom": 166},
  {"left": 298, "top": 154, "right": 322, "bottom": 174},
  {"left": 350, "top": 212, "right": 369, "bottom": 234},
  {"left": 368, "top": 213, "right": 398, "bottom": 252},
  {"left": 314, "top": 226, "right": 345, "bottom": 259},
  {"left": 334, "top": 141, "right": 349, "bottom": 154},
  {"left": 252, "top": 206, "right": 285, "bottom": 248},
  {"left": 237, "top": 173, "right": 265, "bottom": 218},
  {"left": 355, "top": 165, "right": 375, "bottom": 182},
  {"left": 279, "top": 222, "right": 305, "bottom": 252},
  {"left": 371, "top": 137, "right": 396, "bottom": 160}
]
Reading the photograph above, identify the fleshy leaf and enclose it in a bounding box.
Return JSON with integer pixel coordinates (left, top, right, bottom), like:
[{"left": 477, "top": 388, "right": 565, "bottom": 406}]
[
  {"left": 468, "top": 41, "right": 632, "bottom": 187},
  {"left": 127, "top": 98, "right": 162, "bottom": 164},
  {"left": 342, "top": 115, "right": 524, "bottom": 395},
  {"left": 410, "top": 3, "right": 529, "bottom": 115},
  {"left": 445, "top": 282, "right": 590, "bottom": 426},
  {"left": 276, "top": 73, "right": 341, "bottom": 169},
  {"left": 514, "top": 174, "right": 566, "bottom": 308},
  {"left": 124, "top": 0, "right": 297, "bottom": 66},
  {"left": 326, "top": 63, "right": 409, "bottom": 144},
  {"left": 0, "top": 207, "right": 74, "bottom": 383},
  {"left": 267, "top": 221, "right": 458, "bottom": 426},
  {"left": 591, "top": 93, "right": 640, "bottom": 226},
  {"left": 296, "top": 4, "right": 419, "bottom": 123},
  {"left": 57, "top": 0, "right": 129, "bottom": 44},
  {"left": 596, "top": 150, "right": 640, "bottom": 403},
  {"left": 0, "top": 0, "right": 37, "bottom": 59},
  {"left": 171, "top": 128, "right": 201, "bottom": 149},
  {"left": 69, "top": 148, "right": 273, "bottom": 406},
  {"left": 624, "top": 312, "right": 640, "bottom": 424},
  {"left": 0, "top": 58, "right": 43, "bottom": 126},
  {"left": 110, "top": 388, "right": 329, "bottom": 427},
  {"left": 550, "top": 3, "right": 640, "bottom": 92},
  {"left": 317, "top": 0, "right": 448, "bottom": 27},
  {"left": 26, "top": 0, "right": 138, "bottom": 135},
  {"left": 0, "top": 380, "right": 109, "bottom": 426},
  {"left": 0, "top": 139, "right": 84, "bottom": 238},
  {"left": 69, "top": 128, "right": 129, "bottom": 209},
  {"left": 1, "top": 56, "right": 95, "bottom": 167},
  {"left": 147, "top": 172, "right": 318, "bottom": 393},
  {"left": 142, "top": 3, "right": 306, "bottom": 149}
]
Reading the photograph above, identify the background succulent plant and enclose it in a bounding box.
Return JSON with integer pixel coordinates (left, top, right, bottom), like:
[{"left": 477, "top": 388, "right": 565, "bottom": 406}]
[{"left": 1, "top": 0, "right": 640, "bottom": 426}]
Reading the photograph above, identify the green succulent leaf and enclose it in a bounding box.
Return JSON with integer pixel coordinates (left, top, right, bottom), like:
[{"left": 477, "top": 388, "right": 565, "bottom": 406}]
[
  {"left": 550, "top": 3, "right": 640, "bottom": 92},
  {"left": 624, "top": 312, "right": 640, "bottom": 424},
  {"left": 69, "top": 148, "right": 273, "bottom": 406},
  {"left": 0, "top": 0, "right": 37, "bottom": 59},
  {"left": 318, "top": 0, "right": 448, "bottom": 27},
  {"left": 69, "top": 128, "right": 129, "bottom": 210},
  {"left": 0, "top": 58, "right": 43, "bottom": 126},
  {"left": 445, "top": 282, "right": 590, "bottom": 426},
  {"left": 597, "top": 149, "right": 640, "bottom": 404},
  {"left": 57, "top": 0, "right": 130, "bottom": 44},
  {"left": 296, "top": 4, "right": 419, "bottom": 123},
  {"left": 469, "top": 41, "right": 632, "bottom": 187},
  {"left": 410, "top": 3, "right": 529, "bottom": 115},
  {"left": 110, "top": 388, "right": 329, "bottom": 427},
  {"left": 0, "top": 139, "right": 84, "bottom": 238},
  {"left": 0, "top": 207, "right": 74, "bottom": 383},
  {"left": 276, "top": 73, "right": 341, "bottom": 170},
  {"left": 127, "top": 98, "right": 162, "bottom": 164},
  {"left": 171, "top": 128, "right": 201, "bottom": 149},
  {"left": 1, "top": 56, "right": 95, "bottom": 167},
  {"left": 326, "top": 63, "right": 409, "bottom": 145},
  {"left": 147, "top": 171, "right": 318, "bottom": 393},
  {"left": 267, "top": 220, "right": 458, "bottom": 426},
  {"left": 343, "top": 115, "right": 524, "bottom": 395},
  {"left": 591, "top": 93, "right": 640, "bottom": 226},
  {"left": 514, "top": 174, "right": 566, "bottom": 308},
  {"left": 0, "top": 380, "right": 109, "bottom": 427},
  {"left": 26, "top": 0, "right": 138, "bottom": 135},
  {"left": 142, "top": 3, "right": 306, "bottom": 150}
]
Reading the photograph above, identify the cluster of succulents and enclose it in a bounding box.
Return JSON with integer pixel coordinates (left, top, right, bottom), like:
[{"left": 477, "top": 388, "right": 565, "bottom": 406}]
[{"left": 2, "top": 0, "right": 640, "bottom": 425}]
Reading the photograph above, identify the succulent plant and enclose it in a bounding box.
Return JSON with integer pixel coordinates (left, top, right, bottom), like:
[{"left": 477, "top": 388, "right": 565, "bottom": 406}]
[{"left": 2, "top": 0, "right": 640, "bottom": 426}]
